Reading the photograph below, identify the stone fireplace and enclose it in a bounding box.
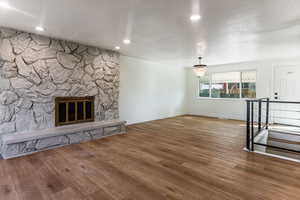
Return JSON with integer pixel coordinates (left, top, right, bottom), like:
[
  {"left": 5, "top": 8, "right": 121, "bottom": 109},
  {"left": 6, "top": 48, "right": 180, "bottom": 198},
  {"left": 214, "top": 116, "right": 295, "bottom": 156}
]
[{"left": 0, "top": 27, "right": 126, "bottom": 159}]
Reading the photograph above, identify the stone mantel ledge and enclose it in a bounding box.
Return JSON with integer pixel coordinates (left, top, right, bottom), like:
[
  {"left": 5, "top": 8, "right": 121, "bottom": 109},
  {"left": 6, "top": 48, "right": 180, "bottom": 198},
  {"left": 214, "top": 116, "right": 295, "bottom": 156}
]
[
  {"left": 0, "top": 120, "right": 127, "bottom": 159},
  {"left": 1, "top": 120, "right": 126, "bottom": 143}
]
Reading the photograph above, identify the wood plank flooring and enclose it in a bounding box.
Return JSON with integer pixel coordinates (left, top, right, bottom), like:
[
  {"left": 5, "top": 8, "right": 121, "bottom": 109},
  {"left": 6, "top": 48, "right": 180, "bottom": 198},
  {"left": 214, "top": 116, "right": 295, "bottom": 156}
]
[{"left": 1, "top": 115, "right": 300, "bottom": 200}]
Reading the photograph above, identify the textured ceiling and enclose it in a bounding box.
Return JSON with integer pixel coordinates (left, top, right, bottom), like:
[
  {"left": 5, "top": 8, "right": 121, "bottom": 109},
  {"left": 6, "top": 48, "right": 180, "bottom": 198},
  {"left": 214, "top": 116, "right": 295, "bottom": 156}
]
[{"left": 1, "top": 0, "right": 300, "bottom": 65}]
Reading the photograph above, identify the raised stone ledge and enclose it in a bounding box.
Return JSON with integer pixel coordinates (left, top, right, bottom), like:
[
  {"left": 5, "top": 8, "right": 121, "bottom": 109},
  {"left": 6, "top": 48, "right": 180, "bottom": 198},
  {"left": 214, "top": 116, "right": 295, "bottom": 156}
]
[{"left": 0, "top": 120, "right": 126, "bottom": 159}]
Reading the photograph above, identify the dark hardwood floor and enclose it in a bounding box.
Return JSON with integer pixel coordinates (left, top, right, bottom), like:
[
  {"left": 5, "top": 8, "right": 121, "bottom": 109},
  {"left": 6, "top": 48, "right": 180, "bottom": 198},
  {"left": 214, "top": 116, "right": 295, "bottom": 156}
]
[{"left": 1, "top": 115, "right": 300, "bottom": 200}]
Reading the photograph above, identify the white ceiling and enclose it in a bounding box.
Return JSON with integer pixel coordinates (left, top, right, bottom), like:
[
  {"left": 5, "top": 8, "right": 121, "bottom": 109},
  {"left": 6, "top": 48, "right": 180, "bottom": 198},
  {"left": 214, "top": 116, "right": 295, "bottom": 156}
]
[{"left": 1, "top": 0, "right": 300, "bottom": 65}]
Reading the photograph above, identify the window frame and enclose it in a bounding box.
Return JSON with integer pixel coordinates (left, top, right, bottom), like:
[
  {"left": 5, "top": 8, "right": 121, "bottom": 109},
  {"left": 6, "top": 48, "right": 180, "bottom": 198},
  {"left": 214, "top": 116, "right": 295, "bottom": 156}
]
[{"left": 197, "top": 70, "right": 257, "bottom": 100}]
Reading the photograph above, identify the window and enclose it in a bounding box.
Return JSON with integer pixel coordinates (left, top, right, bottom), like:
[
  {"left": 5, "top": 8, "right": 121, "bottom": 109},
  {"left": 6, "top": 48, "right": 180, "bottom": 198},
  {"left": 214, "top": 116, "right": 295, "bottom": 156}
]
[
  {"left": 241, "top": 71, "right": 256, "bottom": 98},
  {"left": 199, "top": 75, "right": 210, "bottom": 97},
  {"left": 211, "top": 72, "right": 240, "bottom": 98},
  {"left": 198, "top": 71, "right": 256, "bottom": 99}
]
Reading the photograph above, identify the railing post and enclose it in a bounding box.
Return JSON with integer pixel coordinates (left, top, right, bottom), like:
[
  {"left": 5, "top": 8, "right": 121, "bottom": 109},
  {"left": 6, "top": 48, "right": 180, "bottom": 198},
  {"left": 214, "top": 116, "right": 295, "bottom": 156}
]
[
  {"left": 251, "top": 101, "right": 254, "bottom": 151},
  {"left": 246, "top": 100, "right": 250, "bottom": 151},
  {"left": 266, "top": 98, "right": 270, "bottom": 129},
  {"left": 258, "top": 99, "right": 262, "bottom": 131}
]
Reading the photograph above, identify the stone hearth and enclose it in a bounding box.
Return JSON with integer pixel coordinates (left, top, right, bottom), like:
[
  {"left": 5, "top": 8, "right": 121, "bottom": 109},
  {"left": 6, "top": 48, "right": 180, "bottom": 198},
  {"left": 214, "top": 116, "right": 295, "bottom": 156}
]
[{"left": 1, "top": 120, "right": 126, "bottom": 159}]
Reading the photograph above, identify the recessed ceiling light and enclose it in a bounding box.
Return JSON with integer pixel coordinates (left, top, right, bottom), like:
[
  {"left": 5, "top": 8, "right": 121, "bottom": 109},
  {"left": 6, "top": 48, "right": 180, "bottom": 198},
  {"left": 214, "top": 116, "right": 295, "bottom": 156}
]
[
  {"left": 115, "top": 46, "right": 120, "bottom": 50},
  {"left": 35, "top": 26, "right": 45, "bottom": 32},
  {"left": 123, "top": 39, "right": 131, "bottom": 44},
  {"left": 0, "top": 2, "right": 11, "bottom": 9},
  {"left": 190, "top": 15, "right": 201, "bottom": 21}
]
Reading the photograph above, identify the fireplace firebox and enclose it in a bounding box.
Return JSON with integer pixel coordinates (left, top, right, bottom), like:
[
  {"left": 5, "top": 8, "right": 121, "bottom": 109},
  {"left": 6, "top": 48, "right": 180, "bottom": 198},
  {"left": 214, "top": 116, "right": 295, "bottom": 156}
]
[{"left": 55, "top": 96, "right": 95, "bottom": 126}]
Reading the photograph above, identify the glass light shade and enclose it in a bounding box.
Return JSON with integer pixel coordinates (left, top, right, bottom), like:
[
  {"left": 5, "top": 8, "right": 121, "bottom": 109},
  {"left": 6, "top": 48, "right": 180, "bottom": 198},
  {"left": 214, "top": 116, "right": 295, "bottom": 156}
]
[{"left": 193, "top": 67, "right": 207, "bottom": 77}]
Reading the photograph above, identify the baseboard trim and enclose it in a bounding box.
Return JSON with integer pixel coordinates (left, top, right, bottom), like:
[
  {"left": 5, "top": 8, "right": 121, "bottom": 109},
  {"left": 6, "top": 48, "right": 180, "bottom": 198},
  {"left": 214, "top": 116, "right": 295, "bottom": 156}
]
[
  {"left": 126, "top": 114, "right": 187, "bottom": 126},
  {"left": 243, "top": 147, "right": 300, "bottom": 163},
  {"left": 185, "top": 114, "right": 245, "bottom": 122}
]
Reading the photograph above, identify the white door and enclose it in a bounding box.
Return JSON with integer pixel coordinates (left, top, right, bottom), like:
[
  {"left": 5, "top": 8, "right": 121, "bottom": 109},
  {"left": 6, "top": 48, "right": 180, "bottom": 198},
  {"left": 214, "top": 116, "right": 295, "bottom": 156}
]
[{"left": 273, "top": 66, "right": 300, "bottom": 126}]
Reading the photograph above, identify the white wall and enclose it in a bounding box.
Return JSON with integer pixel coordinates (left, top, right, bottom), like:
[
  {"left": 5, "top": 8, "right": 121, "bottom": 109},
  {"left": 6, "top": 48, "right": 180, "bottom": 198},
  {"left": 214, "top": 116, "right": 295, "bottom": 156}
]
[
  {"left": 186, "top": 58, "right": 300, "bottom": 121},
  {"left": 119, "top": 55, "right": 300, "bottom": 124},
  {"left": 119, "top": 56, "right": 186, "bottom": 125}
]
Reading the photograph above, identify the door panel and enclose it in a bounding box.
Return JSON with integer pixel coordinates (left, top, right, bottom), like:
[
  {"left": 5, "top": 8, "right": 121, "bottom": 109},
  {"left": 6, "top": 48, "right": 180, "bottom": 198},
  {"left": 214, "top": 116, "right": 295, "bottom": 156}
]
[{"left": 274, "top": 66, "right": 300, "bottom": 126}]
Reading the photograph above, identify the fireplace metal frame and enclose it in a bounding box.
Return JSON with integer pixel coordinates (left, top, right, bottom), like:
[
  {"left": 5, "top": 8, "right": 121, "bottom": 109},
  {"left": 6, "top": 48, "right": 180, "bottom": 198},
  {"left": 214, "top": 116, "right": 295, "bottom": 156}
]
[{"left": 55, "top": 96, "right": 95, "bottom": 127}]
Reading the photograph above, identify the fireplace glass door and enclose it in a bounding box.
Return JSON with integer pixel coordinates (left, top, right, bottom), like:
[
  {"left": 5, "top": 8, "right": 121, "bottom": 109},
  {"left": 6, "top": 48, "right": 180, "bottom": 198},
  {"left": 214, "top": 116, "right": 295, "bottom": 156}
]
[{"left": 55, "top": 96, "right": 94, "bottom": 126}]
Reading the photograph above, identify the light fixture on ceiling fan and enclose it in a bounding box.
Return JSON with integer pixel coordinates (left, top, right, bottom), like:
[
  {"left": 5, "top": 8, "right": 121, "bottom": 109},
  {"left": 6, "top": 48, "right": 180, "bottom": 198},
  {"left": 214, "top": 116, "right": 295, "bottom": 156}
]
[{"left": 193, "top": 57, "right": 208, "bottom": 77}]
